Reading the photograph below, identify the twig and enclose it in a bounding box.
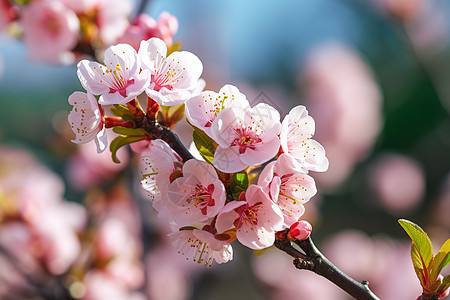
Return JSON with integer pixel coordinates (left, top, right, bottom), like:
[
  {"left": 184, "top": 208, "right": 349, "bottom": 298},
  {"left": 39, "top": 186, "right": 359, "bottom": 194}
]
[{"left": 274, "top": 230, "right": 381, "bottom": 300}]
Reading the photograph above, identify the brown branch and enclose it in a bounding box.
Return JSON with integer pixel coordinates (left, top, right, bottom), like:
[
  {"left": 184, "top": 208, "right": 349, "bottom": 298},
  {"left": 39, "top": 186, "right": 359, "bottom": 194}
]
[{"left": 274, "top": 230, "right": 381, "bottom": 300}]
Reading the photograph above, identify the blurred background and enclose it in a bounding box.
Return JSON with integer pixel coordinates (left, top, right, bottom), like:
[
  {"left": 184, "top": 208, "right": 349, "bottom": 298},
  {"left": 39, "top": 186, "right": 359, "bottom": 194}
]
[{"left": 1, "top": 0, "right": 450, "bottom": 299}]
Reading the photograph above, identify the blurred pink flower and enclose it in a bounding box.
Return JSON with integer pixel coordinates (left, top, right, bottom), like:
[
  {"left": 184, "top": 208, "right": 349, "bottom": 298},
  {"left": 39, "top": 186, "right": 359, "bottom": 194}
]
[
  {"left": 65, "top": 131, "right": 129, "bottom": 190},
  {"left": 21, "top": 0, "right": 79, "bottom": 64},
  {"left": 322, "top": 230, "right": 422, "bottom": 299},
  {"left": 302, "top": 43, "right": 382, "bottom": 189},
  {"left": 96, "top": 0, "right": 132, "bottom": 47},
  {"left": 87, "top": 188, "right": 144, "bottom": 294},
  {"left": 252, "top": 247, "right": 348, "bottom": 300},
  {"left": 146, "top": 244, "right": 203, "bottom": 300},
  {"left": 61, "top": 0, "right": 100, "bottom": 14},
  {"left": 368, "top": 153, "right": 424, "bottom": 214},
  {"left": 118, "top": 12, "right": 178, "bottom": 50},
  {"left": 0, "top": 147, "right": 86, "bottom": 275},
  {"left": 373, "top": 0, "right": 427, "bottom": 22},
  {"left": 0, "top": 0, "right": 14, "bottom": 31},
  {"left": 82, "top": 271, "right": 146, "bottom": 300}
]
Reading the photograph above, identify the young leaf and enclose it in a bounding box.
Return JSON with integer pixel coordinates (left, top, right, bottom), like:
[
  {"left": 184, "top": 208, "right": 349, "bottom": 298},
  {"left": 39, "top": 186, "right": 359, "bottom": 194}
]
[
  {"left": 192, "top": 127, "right": 215, "bottom": 164},
  {"left": 110, "top": 135, "right": 146, "bottom": 163},
  {"left": 110, "top": 104, "right": 134, "bottom": 121},
  {"left": 112, "top": 127, "right": 147, "bottom": 136},
  {"left": 430, "top": 239, "right": 450, "bottom": 283},
  {"left": 230, "top": 171, "right": 249, "bottom": 200},
  {"left": 398, "top": 219, "right": 434, "bottom": 272}
]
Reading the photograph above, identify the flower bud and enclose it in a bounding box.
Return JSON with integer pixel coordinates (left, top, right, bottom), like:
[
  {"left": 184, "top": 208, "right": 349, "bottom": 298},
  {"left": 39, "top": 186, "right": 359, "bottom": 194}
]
[{"left": 289, "top": 220, "right": 312, "bottom": 241}]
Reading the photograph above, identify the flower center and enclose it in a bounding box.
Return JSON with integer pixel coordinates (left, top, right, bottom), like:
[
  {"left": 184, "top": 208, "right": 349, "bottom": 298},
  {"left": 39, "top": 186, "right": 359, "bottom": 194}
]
[
  {"left": 153, "top": 61, "right": 184, "bottom": 91},
  {"left": 234, "top": 202, "right": 263, "bottom": 228},
  {"left": 187, "top": 184, "right": 215, "bottom": 215},
  {"left": 103, "top": 63, "right": 134, "bottom": 97},
  {"left": 231, "top": 128, "right": 262, "bottom": 154}
]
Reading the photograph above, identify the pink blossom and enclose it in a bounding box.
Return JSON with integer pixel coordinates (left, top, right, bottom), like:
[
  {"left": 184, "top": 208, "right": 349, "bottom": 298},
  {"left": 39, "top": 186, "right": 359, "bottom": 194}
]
[
  {"left": 303, "top": 44, "right": 381, "bottom": 189},
  {"left": 96, "top": 0, "right": 132, "bottom": 47},
  {"left": 280, "top": 105, "right": 328, "bottom": 173},
  {"left": 322, "top": 230, "right": 422, "bottom": 299},
  {"left": 252, "top": 247, "right": 348, "bottom": 300},
  {"left": 165, "top": 159, "right": 226, "bottom": 226},
  {"left": 77, "top": 43, "right": 151, "bottom": 105},
  {"left": 61, "top": 0, "right": 100, "bottom": 14},
  {"left": 289, "top": 220, "right": 312, "bottom": 240},
  {"left": 211, "top": 103, "right": 281, "bottom": 173},
  {"left": 68, "top": 91, "right": 107, "bottom": 153},
  {"left": 82, "top": 271, "right": 146, "bottom": 300},
  {"left": 169, "top": 229, "right": 233, "bottom": 267},
  {"left": 0, "top": 0, "right": 14, "bottom": 32},
  {"left": 145, "top": 246, "right": 194, "bottom": 300},
  {"left": 185, "top": 84, "right": 250, "bottom": 138},
  {"left": 65, "top": 133, "right": 129, "bottom": 190},
  {"left": 139, "top": 37, "right": 203, "bottom": 106},
  {"left": 118, "top": 12, "right": 178, "bottom": 50},
  {"left": 21, "top": 0, "right": 80, "bottom": 64},
  {"left": 368, "top": 153, "right": 424, "bottom": 214},
  {"left": 258, "top": 153, "right": 317, "bottom": 228},
  {"left": 216, "top": 185, "right": 284, "bottom": 250},
  {"left": 373, "top": 0, "right": 427, "bottom": 22},
  {"left": 95, "top": 218, "right": 134, "bottom": 261},
  {"left": 140, "top": 139, "right": 184, "bottom": 219}
]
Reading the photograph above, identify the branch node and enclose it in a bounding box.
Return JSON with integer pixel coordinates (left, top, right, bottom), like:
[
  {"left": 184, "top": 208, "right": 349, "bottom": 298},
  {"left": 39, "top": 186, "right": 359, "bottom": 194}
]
[{"left": 293, "top": 257, "right": 315, "bottom": 271}]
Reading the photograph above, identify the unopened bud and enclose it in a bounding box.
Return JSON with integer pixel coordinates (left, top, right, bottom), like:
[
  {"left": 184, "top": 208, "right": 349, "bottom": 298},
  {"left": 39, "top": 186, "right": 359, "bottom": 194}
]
[{"left": 289, "top": 220, "right": 312, "bottom": 241}]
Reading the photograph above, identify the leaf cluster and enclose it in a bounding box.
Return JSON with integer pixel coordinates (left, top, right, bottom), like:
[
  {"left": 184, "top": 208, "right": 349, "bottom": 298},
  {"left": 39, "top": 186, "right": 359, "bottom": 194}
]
[{"left": 399, "top": 219, "right": 450, "bottom": 299}]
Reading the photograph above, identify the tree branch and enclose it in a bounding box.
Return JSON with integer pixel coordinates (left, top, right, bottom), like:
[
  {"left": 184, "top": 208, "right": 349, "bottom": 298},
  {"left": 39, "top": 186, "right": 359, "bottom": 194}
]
[
  {"left": 140, "top": 117, "right": 194, "bottom": 162},
  {"left": 274, "top": 230, "right": 381, "bottom": 300}
]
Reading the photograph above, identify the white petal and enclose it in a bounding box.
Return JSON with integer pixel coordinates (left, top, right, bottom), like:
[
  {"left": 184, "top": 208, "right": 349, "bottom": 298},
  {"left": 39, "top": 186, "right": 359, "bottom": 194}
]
[
  {"left": 213, "top": 146, "right": 247, "bottom": 173},
  {"left": 138, "top": 37, "right": 168, "bottom": 72}
]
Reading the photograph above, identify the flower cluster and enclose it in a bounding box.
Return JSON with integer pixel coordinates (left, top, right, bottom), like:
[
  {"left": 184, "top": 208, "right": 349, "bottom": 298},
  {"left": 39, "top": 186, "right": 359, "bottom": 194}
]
[
  {"left": 68, "top": 35, "right": 328, "bottom": 267},
  {"left": 0, "top": 0, "right": 177, "bottom": 64},
  {"left": 69, "top": 37, "right": 203, "bottom": 153}
]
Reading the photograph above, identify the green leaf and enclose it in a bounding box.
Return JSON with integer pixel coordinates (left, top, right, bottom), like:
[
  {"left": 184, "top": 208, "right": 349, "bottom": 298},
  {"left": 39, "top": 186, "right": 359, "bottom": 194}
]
[
  {"left": 192, "top": 127, "right": 215, "bottom": 164},
  {"left": 112, "top": 127, "right": 147, "bottom": 136},
  {"left": 230, "top": 171, "right": 249, "bottom": 200},
  {"left": 110, "top": 135, "right": 146, "bottom": 163},
  {"left": 110, "top": 104, "right": 134, "bottom": 121},
  {"left": 167, "top": 104, "right": 185, "bottom": 124},
  {"left": 430, "top": 239, "right": 450, "bottom": 283},
  {"left": 399, "top": 219, "right": 434, "bottom": 273}
]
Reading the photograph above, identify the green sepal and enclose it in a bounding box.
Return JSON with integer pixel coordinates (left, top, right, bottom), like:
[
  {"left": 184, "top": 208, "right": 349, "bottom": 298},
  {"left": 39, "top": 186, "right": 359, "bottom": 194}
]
[
  {"left": 230, "top": 171, "right": 249, "bottom": 200},
  {"left": 110, "top": 104, "right": 134, "bottom": 121},
  {"left": 192, "top": 126, "right": 215, "bottom": 165}
]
